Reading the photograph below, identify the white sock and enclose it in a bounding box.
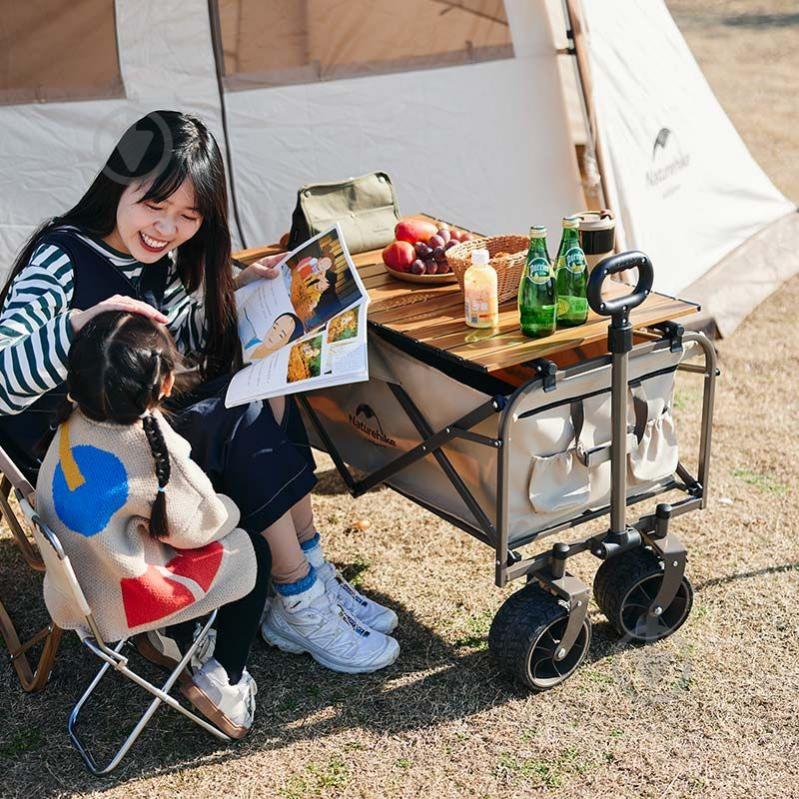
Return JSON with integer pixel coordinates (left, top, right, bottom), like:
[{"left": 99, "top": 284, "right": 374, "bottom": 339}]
[{"left": 301, "top": 532, "right": 326, "bottom": 570}]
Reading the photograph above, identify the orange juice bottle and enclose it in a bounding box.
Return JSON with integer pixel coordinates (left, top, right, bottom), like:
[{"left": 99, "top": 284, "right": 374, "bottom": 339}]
[{"left": 464, "top": 248, "right": 499, "bottom": 328}]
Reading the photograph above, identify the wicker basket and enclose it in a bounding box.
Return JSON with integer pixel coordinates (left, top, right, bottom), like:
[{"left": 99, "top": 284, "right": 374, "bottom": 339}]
[{"left": 446, "top": 235, "right": 529, "bottom": 302}]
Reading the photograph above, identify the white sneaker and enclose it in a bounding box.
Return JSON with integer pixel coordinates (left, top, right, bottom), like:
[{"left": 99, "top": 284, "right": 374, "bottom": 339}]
[
  {"left": 180, "top": 657, "right": 257, "bottom": 740},
  {"left": 260, "top": 577, "right": 399, "bottom": 674},
  {"left": 135, "top": 624, "right": 217, "bottom": 684},
  {"left": 317, "top": 561, "right": 398, "bottom": 634}
]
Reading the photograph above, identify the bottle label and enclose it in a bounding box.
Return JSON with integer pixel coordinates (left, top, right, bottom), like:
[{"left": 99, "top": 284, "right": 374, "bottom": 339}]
[
  {"left": 564, "top": 247, "right": 587, "bottom": 274},
  {"left": 526, "top": 256, "right": 552, "bottom": 285},
  {"left": 465, "top": 289, "right": 497, "bottom": 326}
]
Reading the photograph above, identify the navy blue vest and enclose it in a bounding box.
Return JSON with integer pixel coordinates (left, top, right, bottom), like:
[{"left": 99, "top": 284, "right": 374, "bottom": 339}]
[{"left": 0, "top": 230, "right": 169, "bottom": 477}]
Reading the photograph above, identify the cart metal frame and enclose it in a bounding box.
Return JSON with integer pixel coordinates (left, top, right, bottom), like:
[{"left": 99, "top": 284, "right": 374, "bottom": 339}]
[
  {"left": 300, "top": 327, "right": 715, "bottom": 569},
  {"left": 299, "top": 278, "right": 717, "bottom": 669}
]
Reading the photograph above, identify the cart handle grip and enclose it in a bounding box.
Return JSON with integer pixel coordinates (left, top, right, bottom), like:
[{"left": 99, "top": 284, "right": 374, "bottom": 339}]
[{"left": 587, "top": 251, "right": 653, "bottom": 319}]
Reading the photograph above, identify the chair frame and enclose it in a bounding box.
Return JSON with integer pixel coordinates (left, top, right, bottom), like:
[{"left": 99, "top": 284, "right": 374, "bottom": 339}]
[
  {"left": 0, "top": 447, "right": 63, "bottom": 692},
  {"left": 22, "top": 503, "right": 231, "bottom": 775}
]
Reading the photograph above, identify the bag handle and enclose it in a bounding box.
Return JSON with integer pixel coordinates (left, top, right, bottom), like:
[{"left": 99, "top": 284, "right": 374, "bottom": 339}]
[{"left": 569, "top": 400, "right": 585, "bottom": 448}]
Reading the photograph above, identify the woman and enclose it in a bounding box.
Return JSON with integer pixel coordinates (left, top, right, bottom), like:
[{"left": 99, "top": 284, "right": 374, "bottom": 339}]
[{"left": 0, "top": 110, "right": 398, "bottom": 674}]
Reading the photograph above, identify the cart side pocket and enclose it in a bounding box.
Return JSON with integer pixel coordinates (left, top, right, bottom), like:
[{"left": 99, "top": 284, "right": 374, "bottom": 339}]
[
  {"left": 528, "top": 401, "right": 591, "bottom": 513},
  {"left": 627, "top": 376, "right": 679, "bottom": 485},
  {"left": 527, "top": 398, "right": 618, "bottom": 514}
]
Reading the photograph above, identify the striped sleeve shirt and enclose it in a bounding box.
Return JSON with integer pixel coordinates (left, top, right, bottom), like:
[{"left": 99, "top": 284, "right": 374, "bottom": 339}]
[{"left": 0, "top": 232, "right": 207, "bottom": 415}]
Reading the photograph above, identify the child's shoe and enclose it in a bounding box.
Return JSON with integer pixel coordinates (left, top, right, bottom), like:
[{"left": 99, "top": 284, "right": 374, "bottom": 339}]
[
  {"left": 180, "top": 657, "right": 257, "bottom": 739},
  {"left": 135, "top": 624, "right": 216, "bottom": 683},
  {"left": 301, "top": 533, "right": 398, "bottom": 634},
  {"left": 316, "top": 561, "right": 398, "bottom": 634},
  {"left": 260, "top": 577, "right": 399, "bottom": 673}
]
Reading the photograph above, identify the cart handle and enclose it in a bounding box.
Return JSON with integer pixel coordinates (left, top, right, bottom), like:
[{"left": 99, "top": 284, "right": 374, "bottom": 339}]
[{"left": 587, "top": 251, "right": 653, "bottom": 319}]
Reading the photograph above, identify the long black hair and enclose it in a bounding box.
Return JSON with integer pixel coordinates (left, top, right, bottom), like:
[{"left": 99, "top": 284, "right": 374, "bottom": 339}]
[
  {"left": 0, "top": 110, "right": 239, "bottom": 380},
  {"left": 53, "top": 311, "right": 182, "bottom": 539}
]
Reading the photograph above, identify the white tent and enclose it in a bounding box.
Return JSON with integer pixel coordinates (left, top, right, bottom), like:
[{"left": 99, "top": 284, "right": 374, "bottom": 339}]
[{"left": 0, "top": 0, "right": 795, "bottom": 336}]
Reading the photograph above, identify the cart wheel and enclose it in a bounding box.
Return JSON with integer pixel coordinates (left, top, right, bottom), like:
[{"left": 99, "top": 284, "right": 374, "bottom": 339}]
[
  {"left": 593, "top": 548, "right": 693, "bottom": 643},
  {"left": 488, "top": 584, "right": 592, "bottom": 692}
]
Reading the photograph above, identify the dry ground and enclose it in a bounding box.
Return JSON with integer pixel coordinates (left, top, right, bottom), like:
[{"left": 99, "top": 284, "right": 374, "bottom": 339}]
[{"left": 1, "top": 3, "right": 797, "bottom": 798}]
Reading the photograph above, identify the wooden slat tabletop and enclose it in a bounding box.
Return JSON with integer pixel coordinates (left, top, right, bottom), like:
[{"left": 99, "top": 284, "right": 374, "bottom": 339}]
[{"left": 234, "top": 215, "right": 699, "bottom": 374}]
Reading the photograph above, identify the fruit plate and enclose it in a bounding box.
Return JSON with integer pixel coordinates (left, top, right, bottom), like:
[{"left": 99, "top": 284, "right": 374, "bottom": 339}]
[{"left": 384, "top": 264, "right": 459, "bottom": 285}]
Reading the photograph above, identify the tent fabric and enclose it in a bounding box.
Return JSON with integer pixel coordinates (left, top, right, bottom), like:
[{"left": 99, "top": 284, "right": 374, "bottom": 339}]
[
  {"left": 581, "top": 0, "right": 795, "bottom": 297},
  {"left": 0, "top": 0, "right": 795, "bottom": 337},
  {"left": 685, "top": 210, "right": 799, "bottom": 337},
  {"left": 0, "top": 0, "right": 231, "bottom": 274},
  {"left": 217, "top": 0, "right": 514, "bottom": 89},
  {"left": 224, "top": 0, "right": 584, "bottom": 246},
  {"left": 0, "top": 0, "right": 122, "bottom": 105}
]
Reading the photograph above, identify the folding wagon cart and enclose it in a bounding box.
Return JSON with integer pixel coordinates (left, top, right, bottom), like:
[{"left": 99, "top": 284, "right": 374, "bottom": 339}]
[{"left": 296, "top": 251, "right": 717, "bottom": 691}]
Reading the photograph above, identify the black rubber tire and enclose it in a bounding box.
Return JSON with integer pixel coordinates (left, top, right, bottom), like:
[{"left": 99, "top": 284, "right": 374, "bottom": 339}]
[
  {"left": 488, "top": 584, "right": 592, "bottom": 692},
  {"left": 593, "top": 547, "right": 693, "bottom": 643}
]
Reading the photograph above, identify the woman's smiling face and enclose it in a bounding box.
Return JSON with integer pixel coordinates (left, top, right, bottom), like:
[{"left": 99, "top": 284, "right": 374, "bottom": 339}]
[{"left": 104, "top": 178, "right": 203, "bottom": 262}]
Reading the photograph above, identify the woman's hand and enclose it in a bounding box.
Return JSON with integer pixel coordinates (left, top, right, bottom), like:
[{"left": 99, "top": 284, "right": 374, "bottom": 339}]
[
  {"left": 70, "top": 295, "right": 169, "bottom": 334},
  {"left": 233, "top": 253, "right": 286, "bottom": 290}
]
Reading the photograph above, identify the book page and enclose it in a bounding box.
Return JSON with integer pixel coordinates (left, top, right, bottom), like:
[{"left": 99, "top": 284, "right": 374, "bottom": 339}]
[
  {"left": 236, "top": 224, "right": 367, "bottom": 366},
  {"left": 225, "top": 231, "right": 369, "bottom": 407},
  {"left": 224, "top": 304, "right": 368, "bottom": 407}
]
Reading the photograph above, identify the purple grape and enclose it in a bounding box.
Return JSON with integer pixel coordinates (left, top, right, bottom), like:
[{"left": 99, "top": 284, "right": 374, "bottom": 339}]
[
  {"left": 415, "top": 242, "right": 432, "bottom": 259},
  {"left": 410, "top": 259, "right": 426, "bottom": 275},
  {"left": 433, "top": 246, "right": 446, "bottom": 261},
  {"left": 444, "top": 239, "right": 458, "bottom": 251},
  {"left": 424, "top": 258, "right": 438, "bottom": 274},
  {"left": 437, "top": 228, "right": 451, "bottom": 244},
  {"left": 428, "top": 234, "right": 444, "bottom": 249}
]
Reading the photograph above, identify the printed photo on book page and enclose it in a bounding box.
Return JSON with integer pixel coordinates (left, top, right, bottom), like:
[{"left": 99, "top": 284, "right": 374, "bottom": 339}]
[{"left": 235, "top": 224, "right": 367, "bottom": 366}]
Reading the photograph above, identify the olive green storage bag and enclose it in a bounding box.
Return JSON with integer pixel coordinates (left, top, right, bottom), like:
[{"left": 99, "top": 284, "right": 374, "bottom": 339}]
[{"left": 287, "top": 171, "right": 400, "bottom": 254}]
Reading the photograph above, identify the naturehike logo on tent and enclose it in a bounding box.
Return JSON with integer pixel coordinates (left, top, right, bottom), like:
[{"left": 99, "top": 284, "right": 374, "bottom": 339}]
[
  {"left": 349, "top": 404, "right": 396, "bottom": 448},
  {"left": 646, "top": 127, "right": 690, "bottom": 190}
]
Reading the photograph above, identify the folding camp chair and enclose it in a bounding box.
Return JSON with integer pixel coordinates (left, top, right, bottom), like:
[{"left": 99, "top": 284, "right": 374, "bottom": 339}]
[
  {"left": 0, "top": 443, "right": 63, "bottom": 692},
  {"left": 17, "top": 497, "right": 231, "bottom": 775}
]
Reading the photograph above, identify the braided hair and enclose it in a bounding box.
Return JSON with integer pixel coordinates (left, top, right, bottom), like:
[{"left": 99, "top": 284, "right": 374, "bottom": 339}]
[{"left": 60, "top": 310, "right": 182, "bottom": 539}]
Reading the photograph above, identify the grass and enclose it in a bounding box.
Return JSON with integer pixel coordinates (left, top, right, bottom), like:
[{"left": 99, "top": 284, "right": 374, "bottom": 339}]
[
  {"left": 0, "top": 727, "right": 42, "bottom": 761},
  {"left": 495, "top": 747, "right": 593, "bottom": 789},
  {"left": 280, "top": 757, "right": 350, "bottom": 798},
  {"left": 730, "top": 467, "right": 789, "bottom": 495},
  {"left": 1, "top": 7, "right": 798, "bottom": 796}
]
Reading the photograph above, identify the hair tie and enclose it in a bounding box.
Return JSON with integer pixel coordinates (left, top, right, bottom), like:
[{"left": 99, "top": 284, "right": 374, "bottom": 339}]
[{"left": 157, "top": 485, "right": 166, "bottom": 494}]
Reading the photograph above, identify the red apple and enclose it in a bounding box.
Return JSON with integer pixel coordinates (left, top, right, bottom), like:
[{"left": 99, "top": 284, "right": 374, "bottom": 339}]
[
  {"left": 382, "top": 240, "right": 416, "bottom": 271},
  {"left": 395, "top": 218, "right": 438, "bottom": 244}
]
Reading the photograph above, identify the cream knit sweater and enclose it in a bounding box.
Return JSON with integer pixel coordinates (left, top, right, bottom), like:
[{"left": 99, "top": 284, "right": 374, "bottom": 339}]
[{"left": 36, "top": 409, "right": 257, "bottom": 642}]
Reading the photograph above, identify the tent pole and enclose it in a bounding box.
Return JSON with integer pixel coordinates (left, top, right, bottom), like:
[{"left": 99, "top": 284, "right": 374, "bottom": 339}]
[
  {"left": 207, "top": 0, "right": 249, "bottom": 249},
  {"left": 563, "top": 0, "right": 610, "bottom": 213}
]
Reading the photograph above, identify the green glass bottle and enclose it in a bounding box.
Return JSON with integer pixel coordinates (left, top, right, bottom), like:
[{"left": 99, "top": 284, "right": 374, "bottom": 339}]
[
  {"left": 518, "top": 226, "right": 556, "bottom": 338},
  {"left": 555, "top": 215, "right": 588, "bottom": 326}
]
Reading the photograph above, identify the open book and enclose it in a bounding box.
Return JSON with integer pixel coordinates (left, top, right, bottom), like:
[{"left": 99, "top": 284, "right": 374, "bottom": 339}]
[{"left": 225, "top": 224, "right": 369, "bottom": 407}]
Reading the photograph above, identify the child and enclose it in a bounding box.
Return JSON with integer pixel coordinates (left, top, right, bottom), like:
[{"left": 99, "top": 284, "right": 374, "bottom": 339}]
[
  {"left": 36, "top": 311, "right": 271, "bottom": 739},
  {"left": 0, "top": 110, "right": 399, "bottom": 676}
]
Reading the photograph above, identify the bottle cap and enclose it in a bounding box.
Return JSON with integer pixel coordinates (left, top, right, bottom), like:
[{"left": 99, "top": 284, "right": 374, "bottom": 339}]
[
  {"left": 471, "top": 248, "right": 490, "bottom": 266},
  {"left": 562, "top": 215, "right": 580, "bottom": 229},
  {"left": 530, "top": 225, "right": 547, "bottom": 238}
]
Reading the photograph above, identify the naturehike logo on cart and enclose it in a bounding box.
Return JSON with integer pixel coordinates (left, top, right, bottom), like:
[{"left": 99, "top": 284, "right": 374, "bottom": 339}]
[
  {"left": 349, "top": 404, "right": 396, "bottom": 448},
  {"left": 647, "top": 127, "right": 690, "bottom": 191}
]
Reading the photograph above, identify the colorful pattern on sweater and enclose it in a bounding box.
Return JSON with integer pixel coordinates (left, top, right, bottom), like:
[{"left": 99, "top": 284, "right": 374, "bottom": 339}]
[
  {"left": 121, "top": 541, "right": 223, "bottom": 628},
  {"left": 52, "top": 421, "right": 128, "bottom": 536}
]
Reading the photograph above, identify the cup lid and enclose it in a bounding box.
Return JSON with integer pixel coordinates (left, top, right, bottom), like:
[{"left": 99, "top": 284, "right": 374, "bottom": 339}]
[{"left": 577, "top": 210, "right": 616, "bottom": 231}]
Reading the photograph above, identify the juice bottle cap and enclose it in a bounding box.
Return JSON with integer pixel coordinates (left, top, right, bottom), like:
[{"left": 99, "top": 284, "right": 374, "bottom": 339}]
[
  {"left": 530, "top": 226, "right": 547, "bottom": 238},
  {"left": 562, "top": 215, "right": 580, "bottom": 229},
  {"left": 471, "top": 248, "right": 490, "bottom": 266}
]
